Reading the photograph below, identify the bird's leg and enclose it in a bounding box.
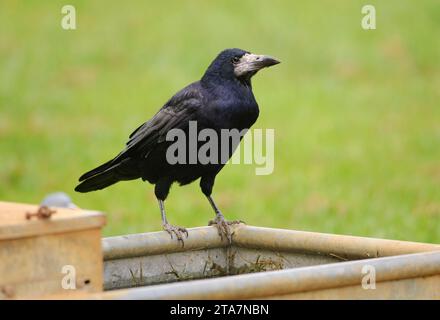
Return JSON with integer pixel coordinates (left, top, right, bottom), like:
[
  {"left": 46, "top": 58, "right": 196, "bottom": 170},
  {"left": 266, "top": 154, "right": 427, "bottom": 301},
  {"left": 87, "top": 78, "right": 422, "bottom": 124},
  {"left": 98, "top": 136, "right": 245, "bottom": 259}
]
[
  {"left": 158, "top": 199, "right": 188, "bottom": 247},
  {"left": 206, "top": 195, "right": 244, "bottom": 244},
  {"left": 200, "top": 176, "right": 244, "bottom": 243}
]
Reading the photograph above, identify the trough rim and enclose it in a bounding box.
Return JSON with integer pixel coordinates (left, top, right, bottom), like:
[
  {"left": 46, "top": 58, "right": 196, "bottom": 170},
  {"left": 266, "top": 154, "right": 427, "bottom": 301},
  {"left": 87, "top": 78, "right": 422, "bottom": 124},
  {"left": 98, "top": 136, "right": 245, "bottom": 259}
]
[{"left": 102, "top": 225, "right": 440, "bottom": 260}]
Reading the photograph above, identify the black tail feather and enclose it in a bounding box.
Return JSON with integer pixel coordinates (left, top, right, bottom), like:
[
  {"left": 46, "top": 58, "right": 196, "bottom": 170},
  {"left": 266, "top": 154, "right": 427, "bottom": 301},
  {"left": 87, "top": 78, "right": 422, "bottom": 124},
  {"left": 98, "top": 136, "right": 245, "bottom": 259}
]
[
  {"left": 79, "top": 158, "right": 115, "bottom": 181},
  {"left": 76, "top": 157, "right": 140, "bottom": 193},
  {"left": 75, "top": 170, "right": 119, "bottom": 193}
]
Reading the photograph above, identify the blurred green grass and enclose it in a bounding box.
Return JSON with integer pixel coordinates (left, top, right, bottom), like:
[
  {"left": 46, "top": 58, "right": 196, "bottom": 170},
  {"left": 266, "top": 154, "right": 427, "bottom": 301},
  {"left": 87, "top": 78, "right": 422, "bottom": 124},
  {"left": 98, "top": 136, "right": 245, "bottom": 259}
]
[{"left": 0, "top": 1, "right": 439, "bottom": 242}]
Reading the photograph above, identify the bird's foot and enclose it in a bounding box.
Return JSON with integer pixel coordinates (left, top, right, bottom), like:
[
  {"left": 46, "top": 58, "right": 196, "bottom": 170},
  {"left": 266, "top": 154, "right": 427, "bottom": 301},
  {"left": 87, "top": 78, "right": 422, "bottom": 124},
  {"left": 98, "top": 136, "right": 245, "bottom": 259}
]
[
  {"left": 162, "top": 223, "right": 188, "bottom": 247},
  {"left": 208, "top": 214, "right": 244, "bottom": 244}
]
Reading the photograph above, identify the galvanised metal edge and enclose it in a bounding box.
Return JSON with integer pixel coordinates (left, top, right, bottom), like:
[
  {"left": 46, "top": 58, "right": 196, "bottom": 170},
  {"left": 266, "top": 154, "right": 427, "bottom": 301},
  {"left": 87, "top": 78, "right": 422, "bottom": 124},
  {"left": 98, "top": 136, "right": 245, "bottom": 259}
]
[
  {"left": 102, "top": 225, "right": 440, "bottom": 260},
  {"left": 232, "top": 226, "right": 440, "bottom": 259},
  {"left": 103, "top": 226, "right": 228, "bottom": 260}
]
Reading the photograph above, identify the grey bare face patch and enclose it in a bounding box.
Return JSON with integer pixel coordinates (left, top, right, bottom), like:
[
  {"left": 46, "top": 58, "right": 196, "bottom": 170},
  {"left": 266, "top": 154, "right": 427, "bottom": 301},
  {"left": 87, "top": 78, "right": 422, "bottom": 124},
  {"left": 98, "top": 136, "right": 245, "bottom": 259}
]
[{"left": 233, "top": 53, "right": 280, "bottom": 78}]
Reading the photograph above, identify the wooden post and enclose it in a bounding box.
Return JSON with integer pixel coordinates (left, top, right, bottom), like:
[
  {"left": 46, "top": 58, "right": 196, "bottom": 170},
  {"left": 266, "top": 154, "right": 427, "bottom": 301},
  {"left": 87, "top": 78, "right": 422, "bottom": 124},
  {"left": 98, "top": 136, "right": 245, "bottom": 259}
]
[{"left": 0, "top": 201, "right": 106, "bottom": 299}]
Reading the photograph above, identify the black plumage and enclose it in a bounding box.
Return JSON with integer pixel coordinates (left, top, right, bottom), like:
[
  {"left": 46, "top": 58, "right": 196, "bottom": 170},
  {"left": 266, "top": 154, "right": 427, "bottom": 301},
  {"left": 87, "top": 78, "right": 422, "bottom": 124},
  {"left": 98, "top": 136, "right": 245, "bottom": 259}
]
[{"left": 75, "top": 48, "right": 280, "bottom": 244}]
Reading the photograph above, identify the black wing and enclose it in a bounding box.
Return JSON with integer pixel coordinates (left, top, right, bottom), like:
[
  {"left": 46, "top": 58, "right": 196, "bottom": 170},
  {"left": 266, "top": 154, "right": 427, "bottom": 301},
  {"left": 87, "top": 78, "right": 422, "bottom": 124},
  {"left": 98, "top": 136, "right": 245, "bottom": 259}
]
[
  {"left": 78, "top": 82, "right": 203, "bottom": 182},
  {"left": 122, "top": 81, "right": 203, "bottom": 157}
]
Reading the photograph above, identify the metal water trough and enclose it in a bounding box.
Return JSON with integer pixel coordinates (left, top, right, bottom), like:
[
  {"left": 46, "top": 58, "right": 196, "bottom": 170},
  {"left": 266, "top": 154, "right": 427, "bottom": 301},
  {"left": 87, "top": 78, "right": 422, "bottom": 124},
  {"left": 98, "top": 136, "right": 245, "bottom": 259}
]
[{"left": 99, "top": 225, "right": 440, "bottom": 299}]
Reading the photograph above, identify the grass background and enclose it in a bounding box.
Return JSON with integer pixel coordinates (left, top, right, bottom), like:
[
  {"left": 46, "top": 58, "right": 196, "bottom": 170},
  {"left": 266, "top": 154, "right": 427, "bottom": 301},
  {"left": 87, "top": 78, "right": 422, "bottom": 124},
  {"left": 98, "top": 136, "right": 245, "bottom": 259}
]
[{"left": 1, "top": 1, "right": 439, "bottom": 242}]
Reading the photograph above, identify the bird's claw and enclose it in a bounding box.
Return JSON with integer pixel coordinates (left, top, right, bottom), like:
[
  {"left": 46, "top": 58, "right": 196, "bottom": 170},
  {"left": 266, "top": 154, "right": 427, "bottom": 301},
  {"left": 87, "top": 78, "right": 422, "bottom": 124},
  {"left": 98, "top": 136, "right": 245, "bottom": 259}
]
[
  {"left": 162, "top": 223, "right": 188, "bottom": 247},
  {"left": 208, "top": 215, "right": 244, "bottom": 244}
]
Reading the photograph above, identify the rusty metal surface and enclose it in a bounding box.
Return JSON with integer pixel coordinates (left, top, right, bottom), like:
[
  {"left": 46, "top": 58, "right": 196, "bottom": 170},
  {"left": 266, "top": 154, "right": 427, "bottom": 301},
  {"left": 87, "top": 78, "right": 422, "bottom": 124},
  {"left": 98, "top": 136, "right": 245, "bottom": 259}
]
[{"left": 97, "top": 251, "right": 440, "bottom": 299}]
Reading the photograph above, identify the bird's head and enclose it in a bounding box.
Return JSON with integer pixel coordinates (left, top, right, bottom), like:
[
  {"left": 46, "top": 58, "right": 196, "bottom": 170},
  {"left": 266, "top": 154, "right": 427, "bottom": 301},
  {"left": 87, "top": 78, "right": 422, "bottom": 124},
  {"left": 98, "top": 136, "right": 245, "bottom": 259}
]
[{"left": 202, "top": 48, "right": 280, "bottom": 86}]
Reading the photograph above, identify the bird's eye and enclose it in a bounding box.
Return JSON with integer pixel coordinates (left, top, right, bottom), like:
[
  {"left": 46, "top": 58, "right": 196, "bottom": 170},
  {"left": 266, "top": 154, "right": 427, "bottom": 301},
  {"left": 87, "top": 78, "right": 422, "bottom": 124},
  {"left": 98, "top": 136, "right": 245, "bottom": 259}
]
[{"left": 231, "top": 56, "right": 240, "bottom": 64}]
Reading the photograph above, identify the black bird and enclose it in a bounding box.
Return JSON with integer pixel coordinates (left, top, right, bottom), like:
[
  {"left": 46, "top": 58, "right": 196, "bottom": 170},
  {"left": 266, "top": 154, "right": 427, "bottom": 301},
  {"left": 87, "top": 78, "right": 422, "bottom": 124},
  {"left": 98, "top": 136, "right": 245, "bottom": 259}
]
[{"left": 75, "top": 48, "right": 280, "bottom": 244}]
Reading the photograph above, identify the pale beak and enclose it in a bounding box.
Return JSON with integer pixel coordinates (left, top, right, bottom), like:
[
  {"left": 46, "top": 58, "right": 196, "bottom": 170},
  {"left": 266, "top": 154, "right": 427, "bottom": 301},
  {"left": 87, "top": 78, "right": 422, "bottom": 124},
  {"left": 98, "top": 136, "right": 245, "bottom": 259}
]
[
  {"left": 234, "top": 53, "right": 281, "bottom": 77},
  {"left": 252, "top": 54, "right": 281, "bottom": 68}
]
